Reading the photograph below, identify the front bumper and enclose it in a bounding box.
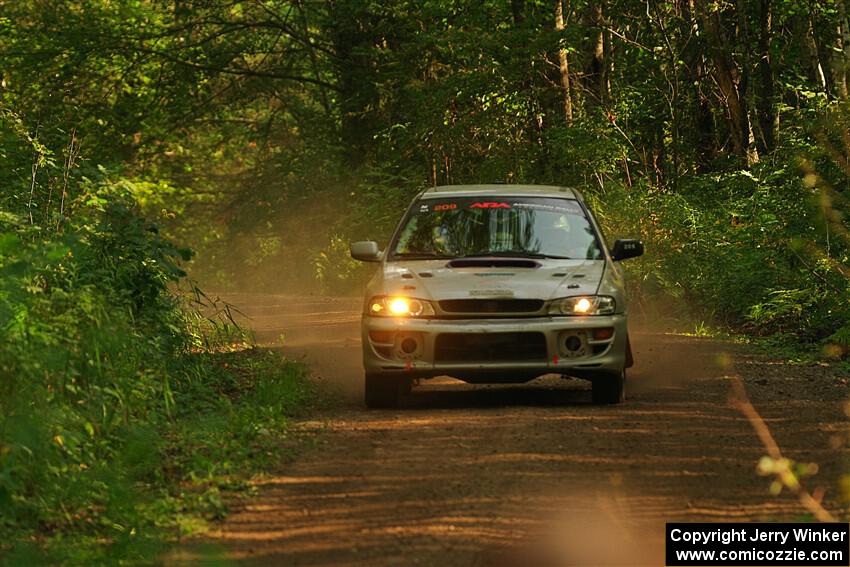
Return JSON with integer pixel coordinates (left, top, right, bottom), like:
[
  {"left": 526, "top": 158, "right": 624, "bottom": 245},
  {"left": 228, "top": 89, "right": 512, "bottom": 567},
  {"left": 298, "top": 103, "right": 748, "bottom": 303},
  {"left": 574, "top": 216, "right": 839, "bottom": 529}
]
[{"left": 362, "top": 314, "right": 628, "bottom": 381}]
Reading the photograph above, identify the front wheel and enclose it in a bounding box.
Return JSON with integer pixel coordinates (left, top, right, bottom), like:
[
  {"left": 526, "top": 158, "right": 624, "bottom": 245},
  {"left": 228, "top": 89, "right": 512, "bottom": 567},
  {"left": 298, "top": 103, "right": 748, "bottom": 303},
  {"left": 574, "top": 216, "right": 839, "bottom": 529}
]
[
  {"left": 592, "top": 369, "right": 626, "bottom": 405},
  {"left": 364, "top": 372, "right": 410, "bottom": 409}
]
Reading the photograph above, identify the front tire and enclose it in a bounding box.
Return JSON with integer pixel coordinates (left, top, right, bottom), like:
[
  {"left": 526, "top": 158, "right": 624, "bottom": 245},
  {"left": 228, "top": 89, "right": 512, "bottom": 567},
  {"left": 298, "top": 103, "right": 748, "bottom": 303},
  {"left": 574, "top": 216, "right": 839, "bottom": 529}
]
[
  {"left": 592, "top": 369, "right": 626, "bottom": 404},
  {"left": 364, "top": 372, "right": 410, "bottom": 409}
]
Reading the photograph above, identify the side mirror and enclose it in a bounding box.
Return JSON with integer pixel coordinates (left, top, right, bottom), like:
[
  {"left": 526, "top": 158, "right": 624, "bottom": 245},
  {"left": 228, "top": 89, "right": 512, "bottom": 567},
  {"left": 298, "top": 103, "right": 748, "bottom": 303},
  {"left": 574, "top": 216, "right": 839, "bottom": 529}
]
[
  {"left": 350, "top": 240, "right": 382, "bottom": 262},
  {"left": 611, "top": 239, "right": 644, "bottom": 261}
]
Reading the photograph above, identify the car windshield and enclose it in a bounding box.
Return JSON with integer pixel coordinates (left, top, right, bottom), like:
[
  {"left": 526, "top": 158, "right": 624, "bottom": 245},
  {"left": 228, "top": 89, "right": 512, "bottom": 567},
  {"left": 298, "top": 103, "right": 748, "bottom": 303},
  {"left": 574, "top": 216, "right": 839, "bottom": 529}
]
[{"left": 391, "top": 196, "right": 603, "bottom": 260}]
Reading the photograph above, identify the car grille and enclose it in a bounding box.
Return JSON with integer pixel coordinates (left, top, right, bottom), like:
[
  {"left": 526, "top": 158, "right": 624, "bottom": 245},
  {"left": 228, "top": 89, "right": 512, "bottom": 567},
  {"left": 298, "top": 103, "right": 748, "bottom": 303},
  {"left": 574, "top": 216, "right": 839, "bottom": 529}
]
[
  {"left": 438, "top": 299, "right": 544, "bottom": 314},
  {"left": 434, "top": 332, "right": 548, "bottom": 363}
]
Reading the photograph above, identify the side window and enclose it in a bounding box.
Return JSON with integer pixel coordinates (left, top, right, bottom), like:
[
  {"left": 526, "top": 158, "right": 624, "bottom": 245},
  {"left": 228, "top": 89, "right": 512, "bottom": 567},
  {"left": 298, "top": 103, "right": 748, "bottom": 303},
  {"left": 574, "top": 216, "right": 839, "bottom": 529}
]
[{"left": 584, "top": 204, "right": 609, "bottom": 252}]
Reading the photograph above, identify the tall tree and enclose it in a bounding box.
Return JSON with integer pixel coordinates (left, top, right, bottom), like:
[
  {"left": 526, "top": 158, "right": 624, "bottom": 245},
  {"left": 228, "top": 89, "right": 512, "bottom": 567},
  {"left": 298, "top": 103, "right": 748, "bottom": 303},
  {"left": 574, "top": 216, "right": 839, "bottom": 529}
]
[
  {"left": 555, "top": 0, "right": 574, "bottom": 125},
  {"left": 581, "top": 2, "right": 609, "bottom": 108},
  {"left": 836, "top": 0, "right": 850, "bottom": 97},
  {"left": 756, "top": 0, "right": 777, "bottom": 152},
  {"left": 697, "top": 0, "right": 758, "bottom": 165}
]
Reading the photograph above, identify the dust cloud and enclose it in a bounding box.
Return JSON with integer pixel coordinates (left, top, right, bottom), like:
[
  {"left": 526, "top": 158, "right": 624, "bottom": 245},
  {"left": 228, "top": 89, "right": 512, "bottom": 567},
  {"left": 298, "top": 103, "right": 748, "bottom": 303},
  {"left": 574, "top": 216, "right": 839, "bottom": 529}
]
[
  {"left": 186, "top": 191, "right": 379, "bottom": 297},
  {"left": 217, "top": 292, "right": 733, "bottom": 405}
]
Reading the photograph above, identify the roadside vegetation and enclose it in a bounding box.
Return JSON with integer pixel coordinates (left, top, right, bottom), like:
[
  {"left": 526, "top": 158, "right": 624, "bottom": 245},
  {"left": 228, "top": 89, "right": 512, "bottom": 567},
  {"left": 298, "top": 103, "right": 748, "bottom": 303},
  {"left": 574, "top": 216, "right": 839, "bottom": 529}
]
[
  {"left": 2, "top": 0, "right": 850, "bottom": 562},
  {"left": 0, "top": 112, "right": 312, "bottom": 564}
]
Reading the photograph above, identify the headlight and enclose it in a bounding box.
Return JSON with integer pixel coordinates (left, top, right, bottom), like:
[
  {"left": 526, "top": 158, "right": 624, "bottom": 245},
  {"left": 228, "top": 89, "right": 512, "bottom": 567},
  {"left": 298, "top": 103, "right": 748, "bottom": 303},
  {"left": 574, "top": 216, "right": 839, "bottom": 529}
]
[
  {"left": 548, "top": 296, "right": 616, "bottom": 316},
  {"left": 367, "top": 296, "right": 436, "bottom": 317}
]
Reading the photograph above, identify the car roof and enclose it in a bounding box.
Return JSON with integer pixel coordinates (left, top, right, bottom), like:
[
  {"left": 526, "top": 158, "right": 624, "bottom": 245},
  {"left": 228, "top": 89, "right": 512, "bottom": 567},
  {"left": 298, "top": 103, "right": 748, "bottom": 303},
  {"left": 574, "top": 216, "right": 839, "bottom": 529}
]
[{"left": 421, "top": 184, "right": 581, "bottom": 200}]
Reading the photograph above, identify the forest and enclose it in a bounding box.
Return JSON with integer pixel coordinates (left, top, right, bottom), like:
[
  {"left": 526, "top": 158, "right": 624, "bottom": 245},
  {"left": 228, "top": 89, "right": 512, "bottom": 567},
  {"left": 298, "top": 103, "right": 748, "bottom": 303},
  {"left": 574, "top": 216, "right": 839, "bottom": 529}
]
[{"left": 2, "top": 0, "right": 850, "bottom": 562}]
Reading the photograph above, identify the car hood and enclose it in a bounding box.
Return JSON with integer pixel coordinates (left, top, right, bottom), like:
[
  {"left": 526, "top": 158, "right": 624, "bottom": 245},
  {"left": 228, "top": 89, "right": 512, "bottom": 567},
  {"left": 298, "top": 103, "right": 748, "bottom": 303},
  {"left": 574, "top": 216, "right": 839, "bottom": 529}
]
[{"left": 379, "top": 259, "right": 605, "bottom": 301}]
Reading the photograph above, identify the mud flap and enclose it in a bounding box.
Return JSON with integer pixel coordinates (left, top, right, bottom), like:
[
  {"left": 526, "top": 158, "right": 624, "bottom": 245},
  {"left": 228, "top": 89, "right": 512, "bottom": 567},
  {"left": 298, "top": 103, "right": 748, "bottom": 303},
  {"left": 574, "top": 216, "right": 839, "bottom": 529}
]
[
  {"left": 625, "top": 334, "right": 634, "bottom": 368},
  {"left": 365, "top": 373, "right": 410, "bottom": 409}
]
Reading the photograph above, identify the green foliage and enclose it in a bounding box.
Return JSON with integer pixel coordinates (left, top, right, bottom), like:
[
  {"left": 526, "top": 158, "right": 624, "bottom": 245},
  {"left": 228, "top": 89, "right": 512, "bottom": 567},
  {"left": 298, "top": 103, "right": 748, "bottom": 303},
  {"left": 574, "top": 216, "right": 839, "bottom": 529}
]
[
  {"left": 5, "top": 0, "right": 848, "bottom": 308},
  {"left": 748, "top": 288, "right": 828, "bottom": 333},
  {"left": 313, "top": 235, "right": 371, "bottom": 294},
  {"left": 825, "top": 324, "right": 850, "bottom": 358},
  {"left": 0, "top": 117, "right": 311, "bottom": 564},
  {"left": 589, "top": 134, "right": 850, "bottom": 341}
]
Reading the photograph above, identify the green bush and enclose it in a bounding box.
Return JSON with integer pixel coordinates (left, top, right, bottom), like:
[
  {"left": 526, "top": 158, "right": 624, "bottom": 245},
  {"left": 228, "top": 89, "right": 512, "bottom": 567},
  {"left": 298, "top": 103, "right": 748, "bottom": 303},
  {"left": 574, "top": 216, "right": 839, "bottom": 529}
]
[
  {"left": 313, "top": 234, "right": 371, "bottom": 294},
  {"left": 591, "top": 153, "right": 850, "bottom": 340},
  {"left": 0, "top": 116, "right": 311, "bottom": 561}
]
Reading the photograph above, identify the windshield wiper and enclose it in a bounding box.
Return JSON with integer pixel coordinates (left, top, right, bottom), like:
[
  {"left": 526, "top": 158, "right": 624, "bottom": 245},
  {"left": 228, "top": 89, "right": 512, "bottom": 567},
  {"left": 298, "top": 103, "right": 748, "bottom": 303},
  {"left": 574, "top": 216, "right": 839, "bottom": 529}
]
[
  {"left": 459, "top": 250, "right": 573, "bottom": 260},
  {"left": 393, "top": 252, "right": 457, "bottom": 260}
]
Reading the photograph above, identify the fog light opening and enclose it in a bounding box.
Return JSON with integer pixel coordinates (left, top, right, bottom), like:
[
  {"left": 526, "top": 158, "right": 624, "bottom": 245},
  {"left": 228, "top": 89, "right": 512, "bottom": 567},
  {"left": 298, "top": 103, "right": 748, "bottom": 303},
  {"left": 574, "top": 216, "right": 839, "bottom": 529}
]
[
  {"left": 565, "top": 336, "right": 583, "bottom": 352},
  {"left": 400, "top": 337, "right": 418, "bottom": 354}
]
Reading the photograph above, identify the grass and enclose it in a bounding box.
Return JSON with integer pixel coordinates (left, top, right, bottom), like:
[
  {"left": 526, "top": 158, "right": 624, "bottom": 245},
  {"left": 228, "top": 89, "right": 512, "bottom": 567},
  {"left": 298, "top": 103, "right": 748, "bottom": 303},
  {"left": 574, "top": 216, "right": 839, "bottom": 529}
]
[
  {"left": 2, "top": 346, "right": 313, "bottom": 566},
  {"left": 675, "top": 319, "right": 850, "bottom": 372},
  {"left": 0, "top": 171, "right": 318, "bottom": 566}
]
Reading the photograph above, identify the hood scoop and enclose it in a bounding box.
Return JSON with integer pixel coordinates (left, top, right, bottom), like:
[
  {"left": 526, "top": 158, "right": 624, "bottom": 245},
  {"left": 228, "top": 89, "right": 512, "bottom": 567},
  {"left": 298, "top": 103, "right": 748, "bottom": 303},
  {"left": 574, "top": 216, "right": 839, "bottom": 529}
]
[{"left": 446, "top": 258, "right": 541, "bottom": 269}]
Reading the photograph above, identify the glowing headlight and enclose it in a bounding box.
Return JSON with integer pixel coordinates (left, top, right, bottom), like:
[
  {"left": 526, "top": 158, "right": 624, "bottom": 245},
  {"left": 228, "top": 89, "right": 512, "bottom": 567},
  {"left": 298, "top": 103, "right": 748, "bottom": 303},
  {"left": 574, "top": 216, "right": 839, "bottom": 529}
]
[
  {"left": 367, "top": 296, "right": 435, "bottom": 317},
  {"left": 548, "top": 296, "right": 616, "bottom": 316},
  {"left": 389, "top": 298, "right": 410, "bottom": 315},
  {"left": 574, "top": 297, "right": 592, "bottom": 313}
]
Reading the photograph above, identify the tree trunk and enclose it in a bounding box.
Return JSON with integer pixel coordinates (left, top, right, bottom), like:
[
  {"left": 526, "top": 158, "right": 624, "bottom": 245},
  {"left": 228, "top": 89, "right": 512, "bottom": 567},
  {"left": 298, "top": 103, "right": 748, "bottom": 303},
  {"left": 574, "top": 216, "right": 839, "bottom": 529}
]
[
  {"left": 682, "top": 0, "right": 716, "bottom": 170},
  {"left": 297, "top": 0, "right": 330, "bottom": 114},
  {"left": 697, "top": 0, "right": 757, "bottom": 165},
  {"left": 756, "top": 0, "right": 776, "bottom": 152},
  {"left": 327, "top": 0, "right": 379, "bottom": 165},
  {"left": 601, "top": 13, "right": 612, "bottom": 104},
  {"left": 555, "top": 0, "right": 574, "bottom": 125},
  {"left": 582, "top": 3, "right": 607, "bottom": 107},
  {"left": 735, "top": 0, "right": 759, "bottom": 164},
  {"left": 805, "top": 16, "right": 828, "bottom": 91},
  {"left": 837, "top": 0, "right": 850, "bottom": 97},
  {"left": 833, "top": 34, "right": 848, "bottom": 99},
  {"left": 512, "top": 0, "right": 525, "bottom": 26}
]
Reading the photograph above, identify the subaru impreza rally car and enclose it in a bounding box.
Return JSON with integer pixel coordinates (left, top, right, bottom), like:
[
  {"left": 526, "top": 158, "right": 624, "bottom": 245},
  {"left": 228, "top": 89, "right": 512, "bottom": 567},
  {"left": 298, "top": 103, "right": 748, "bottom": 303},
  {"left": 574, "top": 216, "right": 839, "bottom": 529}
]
[{"left": 350, "top": 184, "right": 644, "bottom": 408}]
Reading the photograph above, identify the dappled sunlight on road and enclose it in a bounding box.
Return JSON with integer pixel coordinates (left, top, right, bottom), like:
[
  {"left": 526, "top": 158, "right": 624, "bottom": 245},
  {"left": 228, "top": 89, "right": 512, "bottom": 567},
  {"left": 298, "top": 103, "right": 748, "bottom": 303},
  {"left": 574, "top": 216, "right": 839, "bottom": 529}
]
[
  {"left": 190, "top": 386, "right": 832, "bottom": 565},
  {"left": 169, "top": 295, "right": 849, "bottom": 566}
]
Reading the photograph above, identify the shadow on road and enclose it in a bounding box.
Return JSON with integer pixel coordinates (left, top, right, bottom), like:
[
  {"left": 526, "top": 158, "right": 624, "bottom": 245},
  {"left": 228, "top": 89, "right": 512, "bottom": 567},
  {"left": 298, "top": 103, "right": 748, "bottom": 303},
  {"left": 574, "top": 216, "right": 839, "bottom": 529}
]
[
  {"left": 401, "top": 383, "right": 592, "bottom": 409},
  {"left": 176, "top": 294, "right": 849, "bottom": 567}
]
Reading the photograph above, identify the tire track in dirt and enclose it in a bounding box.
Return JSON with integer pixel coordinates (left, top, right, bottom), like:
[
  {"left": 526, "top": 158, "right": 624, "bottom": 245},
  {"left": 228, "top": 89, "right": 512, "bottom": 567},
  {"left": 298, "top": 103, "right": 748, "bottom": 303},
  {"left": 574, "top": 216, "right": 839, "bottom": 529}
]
[{"left": 175, "top": 295, "right": 849, "bottom": 566}]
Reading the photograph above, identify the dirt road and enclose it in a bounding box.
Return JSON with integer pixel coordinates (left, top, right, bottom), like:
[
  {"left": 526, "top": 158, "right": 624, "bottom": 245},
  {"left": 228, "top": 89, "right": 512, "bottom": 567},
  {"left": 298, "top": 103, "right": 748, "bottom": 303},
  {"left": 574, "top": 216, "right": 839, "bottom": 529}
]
[{"left": 189, "top": 295, "right": 849, "bottom": 565}]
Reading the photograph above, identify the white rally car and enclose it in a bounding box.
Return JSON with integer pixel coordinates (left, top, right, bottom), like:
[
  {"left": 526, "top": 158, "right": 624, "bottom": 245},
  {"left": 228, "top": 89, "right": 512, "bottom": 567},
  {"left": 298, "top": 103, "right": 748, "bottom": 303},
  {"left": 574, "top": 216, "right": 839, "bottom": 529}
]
[{"left": 351, "top": 184, "right": 644, "bottom": 408}]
